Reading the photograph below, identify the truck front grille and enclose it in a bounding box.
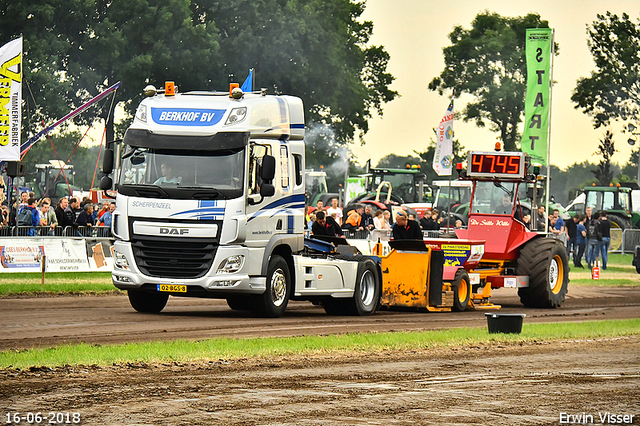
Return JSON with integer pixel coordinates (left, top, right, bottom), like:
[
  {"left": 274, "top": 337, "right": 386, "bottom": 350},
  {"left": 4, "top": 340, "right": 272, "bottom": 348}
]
[{"left": 132, "top": 239, "right": 216, "bottom": 279}]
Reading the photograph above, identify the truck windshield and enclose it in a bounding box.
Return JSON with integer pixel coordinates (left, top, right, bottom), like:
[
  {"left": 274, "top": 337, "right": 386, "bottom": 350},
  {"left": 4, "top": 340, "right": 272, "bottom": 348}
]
[{"left": 118, "top": 146, "right": 244, "bottom": 198}]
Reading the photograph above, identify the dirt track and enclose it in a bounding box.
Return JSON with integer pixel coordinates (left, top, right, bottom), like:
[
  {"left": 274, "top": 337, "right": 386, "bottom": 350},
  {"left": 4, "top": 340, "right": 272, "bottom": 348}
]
[
  {"left": 1, "top": 286, "right": 640, "bottom": 351},
  {"left": 1, "top": 286, "right": 639, "bottom": 425},
  {"left": 1, "top": 337, "right": 639, "bottom": 425}
]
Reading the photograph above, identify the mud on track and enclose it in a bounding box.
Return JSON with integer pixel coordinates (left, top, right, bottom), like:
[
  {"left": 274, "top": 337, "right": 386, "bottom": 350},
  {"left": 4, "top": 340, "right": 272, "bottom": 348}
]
[
  {"left": 1, "top": 286, "right": 639, "bottom": 425},
  {"left": 1, "top": 337, "right": 639, "bottom": 425}
]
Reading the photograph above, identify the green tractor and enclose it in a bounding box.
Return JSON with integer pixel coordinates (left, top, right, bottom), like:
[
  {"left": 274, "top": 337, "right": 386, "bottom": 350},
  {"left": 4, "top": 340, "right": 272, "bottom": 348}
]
[{"left": 566, "top": 185, "right": 640, "bottom": 251}]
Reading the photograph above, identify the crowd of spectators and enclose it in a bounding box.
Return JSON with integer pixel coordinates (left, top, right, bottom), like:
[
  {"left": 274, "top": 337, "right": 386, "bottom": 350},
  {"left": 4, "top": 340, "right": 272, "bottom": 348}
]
[
  {"left": 1, "top": 188, "right": 115, "bottom": 237},
  {"left": 305, "top": 197, "right": 460, "bottom": 240},
  {"left": 306, "top": 198, "right": 613, "bottom": 270},
  {"left": 566, "top": 207, "right": 610, "bottom": 270}
]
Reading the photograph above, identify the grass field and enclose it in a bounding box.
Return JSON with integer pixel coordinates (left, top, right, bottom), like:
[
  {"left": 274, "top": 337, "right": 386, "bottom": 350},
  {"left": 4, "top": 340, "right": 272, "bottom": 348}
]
[
  {"left": 0, "top": 253, "right": 636, "bottom": 296},
  {"left": 569, "top": 253, "right": 639, "bottom": 286},
  {"left": 0, "top": 272, "right": 118, "bottom": 295},
  {"left": 0, "top": 319, "right": 638, "bottom": 370}
]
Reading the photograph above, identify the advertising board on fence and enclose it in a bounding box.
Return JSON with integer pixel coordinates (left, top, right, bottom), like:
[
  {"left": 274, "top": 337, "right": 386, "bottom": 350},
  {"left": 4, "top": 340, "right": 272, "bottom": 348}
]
[{"left": 0, "top": 238, "right": 113, "bottom": 273}]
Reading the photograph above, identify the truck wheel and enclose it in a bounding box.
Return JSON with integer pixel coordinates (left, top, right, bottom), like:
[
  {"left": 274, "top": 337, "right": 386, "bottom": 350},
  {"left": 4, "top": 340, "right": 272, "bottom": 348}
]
[
  {"left": 451, "top": 269, "right": 471, "bottom": 312},
  {"left": 252, "top": 255, "right": 290, "bottom": 318},
  {"left": 226, "top": 296, "right": 250, "bottom": 311},
  {"left": 350, "top": 259, "right": 380, "bottom": 315},
  {"left": 322, "top": 257, "right": 380, "bottom": 316},
  {"left": 128, "top": 290, "right": 168, "bottom": 313},
  {"left": 608, "top": 215, "right": 630, "bottom": 252},
  {"left": 517, "top": 238, "right": 569, "bottom": 308}
]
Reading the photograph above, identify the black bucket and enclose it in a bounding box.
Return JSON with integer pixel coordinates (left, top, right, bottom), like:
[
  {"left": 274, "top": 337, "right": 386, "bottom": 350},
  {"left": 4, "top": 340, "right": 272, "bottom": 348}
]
[{"left": 485, "top": 313, "right": 526, "bottom": 334}]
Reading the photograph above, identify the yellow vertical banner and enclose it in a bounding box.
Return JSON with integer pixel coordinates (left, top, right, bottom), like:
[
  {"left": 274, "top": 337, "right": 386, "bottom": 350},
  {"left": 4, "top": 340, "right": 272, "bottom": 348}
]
[{"left": 0, "top": 37, "right": 22, "bottom": 161}]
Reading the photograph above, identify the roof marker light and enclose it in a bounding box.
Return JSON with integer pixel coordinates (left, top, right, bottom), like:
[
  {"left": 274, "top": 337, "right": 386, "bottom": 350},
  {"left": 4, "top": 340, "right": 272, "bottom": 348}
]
[
  {"left": 165, "top": 81, "right": 175, "bottom": 96},
  {"left": 229, "top": 83, "right": 239, "bottom": 97}
]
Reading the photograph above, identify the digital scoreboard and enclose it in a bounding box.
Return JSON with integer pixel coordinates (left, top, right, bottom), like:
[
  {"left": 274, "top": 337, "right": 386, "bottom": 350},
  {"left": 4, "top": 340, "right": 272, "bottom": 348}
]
[{"left": 467, "top": 151, "right": 526, "bottom": 178}]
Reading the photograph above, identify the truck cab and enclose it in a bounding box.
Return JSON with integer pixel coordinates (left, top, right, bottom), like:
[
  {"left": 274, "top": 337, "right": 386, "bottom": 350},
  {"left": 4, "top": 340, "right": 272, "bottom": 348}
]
[{"left": 104, "top": 83, "right": 308, "bottom": 316}]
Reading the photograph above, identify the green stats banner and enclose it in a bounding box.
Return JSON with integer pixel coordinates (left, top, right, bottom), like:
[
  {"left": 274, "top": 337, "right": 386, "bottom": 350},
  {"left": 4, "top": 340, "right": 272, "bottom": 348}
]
[{"left": 522, "top": 28, "right": 553, "bottom": 166}]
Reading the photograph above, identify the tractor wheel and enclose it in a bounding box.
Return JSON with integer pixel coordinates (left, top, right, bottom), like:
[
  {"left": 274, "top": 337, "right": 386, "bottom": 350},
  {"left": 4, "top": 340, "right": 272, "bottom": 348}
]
[
  {"left": 451, "top": 269, "right": 471, "bottom": 312},
  {"left": 516, "top": 238, "right": 569, "bottom": 308},
  {"left": 251, "top": 255, "right": 290, "bottom": 318},
  {"left": 226, "top": 296, "right": 250, "bottom": 311},
  {"left": 128, "top": 290, "right": 169, "bottom": 313},
  {"left": 608, "top": 215, "right": 631, "bottom": 252}
]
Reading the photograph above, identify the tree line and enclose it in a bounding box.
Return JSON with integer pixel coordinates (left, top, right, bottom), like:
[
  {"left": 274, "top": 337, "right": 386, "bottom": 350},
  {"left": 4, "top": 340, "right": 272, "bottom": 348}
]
[
  {"left": 1, "top": 0, "right": 397, "bottom": 186},
  {"left": 350, "top": 10, "right": 640, "bottom": 199},
  {"left": 374, "top": 143, "right": 636, "bottom": 207},
  {"left": 2, "top": 4, "right": 638, "bottom": 196}
]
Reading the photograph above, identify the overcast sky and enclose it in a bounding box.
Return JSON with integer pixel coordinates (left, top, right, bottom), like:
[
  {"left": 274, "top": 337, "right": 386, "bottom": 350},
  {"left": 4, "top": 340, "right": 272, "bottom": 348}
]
[{"left": 350, "top": 0, "right": 638, "bottom": 170}]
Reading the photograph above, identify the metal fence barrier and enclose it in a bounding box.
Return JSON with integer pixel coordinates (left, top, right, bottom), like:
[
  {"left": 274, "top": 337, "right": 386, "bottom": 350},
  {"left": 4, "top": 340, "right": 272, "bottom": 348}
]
[
  {"left": 311, "top": 228, "right": 449, "bottom": 241},
  {"left": 1, "top": 226, "right": 113, "bottom": 239},
  {"left": 308, "top": 226, "right": 570, "bottom": 246},
  {"left": 619, "top": 229, "right": 640, "bottom": 254}
]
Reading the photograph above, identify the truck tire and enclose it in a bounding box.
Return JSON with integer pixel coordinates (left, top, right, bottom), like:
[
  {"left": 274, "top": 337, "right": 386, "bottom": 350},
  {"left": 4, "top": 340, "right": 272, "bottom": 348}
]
[
  {"left": 516, "top": 238, "right": 569, "bottom": 308},
  {"left": 451, "top": 269, "right": 471, "bottom": 312},
  {"left": 226, "top": 296, "right": 250, "bottom": 311},
  {"left": 322, "top": 256, "right": 380, "bottom": 316},
  {"left": 350, "top": 259, "right": 380, "bottom": 315},
  {"left": 128, "top": 290, "right": 169, "bottom": 313},
  {"left": 608, "top": 215, "right": 631, "bottom": 252},
  {"left": 251, "top": 255, "right": 290, "bottom": 318}
]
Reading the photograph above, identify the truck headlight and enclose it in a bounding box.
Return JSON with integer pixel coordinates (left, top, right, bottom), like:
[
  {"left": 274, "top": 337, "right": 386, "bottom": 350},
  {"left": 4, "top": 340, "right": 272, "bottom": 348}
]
[
  {"left": 114, "top": 250, "right": 130, "bottom": 270},
  {"left": 217, "top": 255, "right": 245, "bottom": 274},
  {"left": 135, "top": 104, "right": 147, "bottom": 123},
  {"left": 225, "top": 107, "right": 247, "bottom": 125}
]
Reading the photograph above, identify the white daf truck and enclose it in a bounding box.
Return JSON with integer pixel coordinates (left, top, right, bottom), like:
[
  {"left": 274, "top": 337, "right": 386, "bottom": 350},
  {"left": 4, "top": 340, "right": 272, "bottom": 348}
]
[{"left": 100, "top": 82, "right": 380, "bottom": 317}]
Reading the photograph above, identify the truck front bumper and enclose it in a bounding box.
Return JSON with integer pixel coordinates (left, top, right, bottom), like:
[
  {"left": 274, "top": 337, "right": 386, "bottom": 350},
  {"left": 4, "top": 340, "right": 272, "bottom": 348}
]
[{"left": 111, "top": 241, "right": 266, "bottom": 295}]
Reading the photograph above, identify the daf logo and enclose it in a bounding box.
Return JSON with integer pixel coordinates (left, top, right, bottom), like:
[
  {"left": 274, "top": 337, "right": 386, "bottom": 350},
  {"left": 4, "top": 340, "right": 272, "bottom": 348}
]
[{"left": 160, "top": 228, "right": 189, "bottom": 235}]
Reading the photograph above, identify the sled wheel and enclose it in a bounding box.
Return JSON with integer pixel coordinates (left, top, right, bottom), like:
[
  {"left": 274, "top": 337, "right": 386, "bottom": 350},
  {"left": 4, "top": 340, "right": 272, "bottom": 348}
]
[{"left": 451, "top": 269, "right": 471, "bottom": 312}]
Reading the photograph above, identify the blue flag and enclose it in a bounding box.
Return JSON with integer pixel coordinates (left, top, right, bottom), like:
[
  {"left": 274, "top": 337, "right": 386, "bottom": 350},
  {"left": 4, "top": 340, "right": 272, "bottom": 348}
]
[{"left": 240, "top": 69, "right": 253, "bottom": 92}]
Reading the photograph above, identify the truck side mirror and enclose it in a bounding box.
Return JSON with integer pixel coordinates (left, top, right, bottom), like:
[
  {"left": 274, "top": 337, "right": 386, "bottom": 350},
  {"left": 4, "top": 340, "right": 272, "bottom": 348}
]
[
  {"left": 100, "top": 176, "right": 113, "bottom": 190},
  {"left": 261, "top": 155, "right": 276, "bottom": 181},
  {"left": 260, "top": 183, "right": 275, "bottom": 197},
  {"left": 103, "top": 149, "right": 114, "bottom": 174},
  {"left": 131, "top": 154, "right": 145, "bottom": 165}
]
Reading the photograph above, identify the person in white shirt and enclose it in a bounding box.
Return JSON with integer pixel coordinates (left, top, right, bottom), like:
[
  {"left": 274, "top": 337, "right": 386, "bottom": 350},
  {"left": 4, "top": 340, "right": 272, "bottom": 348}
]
[{"left": 325, "top": 197, "right": 343, "bottom": 225}]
